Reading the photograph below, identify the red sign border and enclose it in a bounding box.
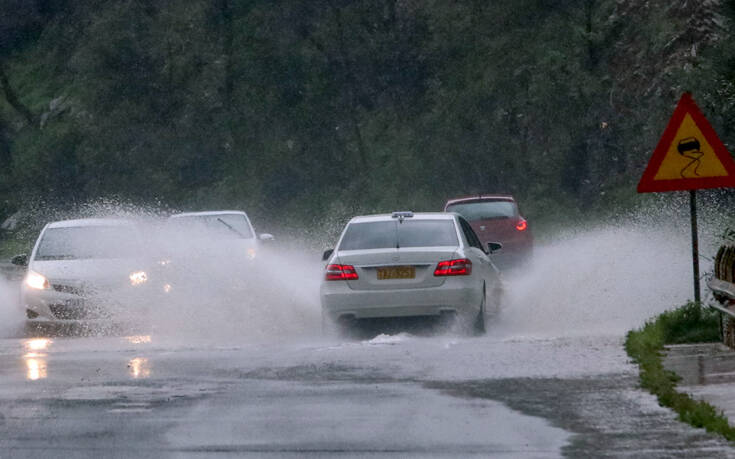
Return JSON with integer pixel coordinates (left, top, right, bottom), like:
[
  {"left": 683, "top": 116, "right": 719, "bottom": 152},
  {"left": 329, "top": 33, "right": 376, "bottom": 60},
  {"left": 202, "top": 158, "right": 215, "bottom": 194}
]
[{"left": 637, "top": 92, "right": 735, "bottom": 193}]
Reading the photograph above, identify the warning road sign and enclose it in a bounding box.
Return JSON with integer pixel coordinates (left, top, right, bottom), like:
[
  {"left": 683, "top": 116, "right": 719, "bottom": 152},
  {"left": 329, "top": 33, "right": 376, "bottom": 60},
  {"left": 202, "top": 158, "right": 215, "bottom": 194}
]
[{"left": 637, "top": 92, "right": 735, "bottom": 193}]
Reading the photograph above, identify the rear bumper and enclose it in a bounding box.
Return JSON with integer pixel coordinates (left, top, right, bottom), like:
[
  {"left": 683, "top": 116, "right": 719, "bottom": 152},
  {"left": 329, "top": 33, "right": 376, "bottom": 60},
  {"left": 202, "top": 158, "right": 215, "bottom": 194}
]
[{"left": 320, "top": 278, "right": 482, "bottom": 320}]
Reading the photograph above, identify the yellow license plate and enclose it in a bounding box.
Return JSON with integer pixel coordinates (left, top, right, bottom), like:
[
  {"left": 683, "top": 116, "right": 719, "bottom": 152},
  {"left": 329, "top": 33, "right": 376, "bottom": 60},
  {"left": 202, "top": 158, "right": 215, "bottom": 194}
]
[{"left": 377, "top": 266, "right": 415, "bottom": 280}]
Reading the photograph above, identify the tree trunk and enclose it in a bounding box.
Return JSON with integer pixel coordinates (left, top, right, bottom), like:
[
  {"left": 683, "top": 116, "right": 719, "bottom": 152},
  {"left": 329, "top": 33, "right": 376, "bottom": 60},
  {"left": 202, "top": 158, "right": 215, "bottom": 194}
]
[{"left": 0, "top": 62, "right": 36, "bottom": 126}]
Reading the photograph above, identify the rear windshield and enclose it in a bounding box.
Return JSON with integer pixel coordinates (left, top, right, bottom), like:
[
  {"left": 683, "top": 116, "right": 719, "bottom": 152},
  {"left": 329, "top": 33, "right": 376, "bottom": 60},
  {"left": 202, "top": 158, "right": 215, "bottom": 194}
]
[
  {"left": 446, "top": 200, "right": 516, "bottom": 221},
  {"left": 36, "top": 226, "right": 141, "bottom": 260},
  {"left": 168, "top": 214, "right": 254, "bottom": 239},
  {"left": 339, "top": 220, "right": 459, "bottom": 250}
]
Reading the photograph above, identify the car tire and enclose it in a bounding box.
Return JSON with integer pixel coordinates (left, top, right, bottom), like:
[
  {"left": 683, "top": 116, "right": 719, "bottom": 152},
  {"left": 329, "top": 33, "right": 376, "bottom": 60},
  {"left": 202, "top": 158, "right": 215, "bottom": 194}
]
[
  {"left": 26, "top": 308, "right": 39, "bottom": 319},
  {"left": 472, "top": 289, "right": 486, "bottom": 336}
]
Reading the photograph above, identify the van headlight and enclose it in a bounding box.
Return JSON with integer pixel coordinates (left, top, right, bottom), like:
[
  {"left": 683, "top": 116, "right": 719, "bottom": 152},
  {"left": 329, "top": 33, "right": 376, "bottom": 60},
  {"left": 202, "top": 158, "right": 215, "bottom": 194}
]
[
  {"left": 25, "top": 271, "right": 50, "bottom": 290},
  {"left": 129, "top": 271, "right": 148, "bottom": 286}
]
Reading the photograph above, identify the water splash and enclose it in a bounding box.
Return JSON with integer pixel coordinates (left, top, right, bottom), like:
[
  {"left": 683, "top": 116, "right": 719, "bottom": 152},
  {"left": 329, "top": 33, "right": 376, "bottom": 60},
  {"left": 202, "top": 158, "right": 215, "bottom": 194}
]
[
  {"left": 492, "top": 216, "right": 717, "bottom": 339},
  {"left": 0, "top": 277, "right": 23, "bottom": 337}
]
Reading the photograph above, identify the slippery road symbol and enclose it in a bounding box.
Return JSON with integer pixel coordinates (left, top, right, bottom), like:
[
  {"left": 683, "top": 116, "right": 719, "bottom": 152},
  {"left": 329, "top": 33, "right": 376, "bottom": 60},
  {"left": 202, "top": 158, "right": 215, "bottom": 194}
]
[
  {"left": 638, "top": 93, "right": 735, "bottom": 192},
  {"left": 677, "top": 137, "right": 704, "bottom": 178}
]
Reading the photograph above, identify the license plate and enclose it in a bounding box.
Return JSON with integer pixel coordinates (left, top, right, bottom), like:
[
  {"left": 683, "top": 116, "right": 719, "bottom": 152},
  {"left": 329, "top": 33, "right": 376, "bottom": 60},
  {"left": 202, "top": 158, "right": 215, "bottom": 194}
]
[{"left": 377, "top": 266, "right": 415, "bottom": 280}]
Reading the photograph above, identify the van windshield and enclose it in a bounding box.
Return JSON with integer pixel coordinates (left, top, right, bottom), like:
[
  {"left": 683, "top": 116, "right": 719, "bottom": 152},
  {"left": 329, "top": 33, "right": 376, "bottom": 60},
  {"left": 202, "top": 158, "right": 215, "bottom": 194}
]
[
  {"left": 446, "top": 200, "right": 516, "bottom": 221},
  {"left": 339, "top": 220, "right": 458, "bottom": 250},
  {"left": 36, "top": 226, "right": 141, "bottom": 260}
]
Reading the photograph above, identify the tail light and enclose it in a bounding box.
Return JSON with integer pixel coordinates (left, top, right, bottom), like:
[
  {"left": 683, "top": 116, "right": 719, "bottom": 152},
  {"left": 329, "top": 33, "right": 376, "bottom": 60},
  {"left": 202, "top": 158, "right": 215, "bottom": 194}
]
[
  {"left": 434, "top": 259, "right": 472, "bottom": 276},
  {"left": 325, "top": 264, "right": 359, "bottom": 281},
  {"left": 516, "top": 219, "right": 528, "bottom": 231}
]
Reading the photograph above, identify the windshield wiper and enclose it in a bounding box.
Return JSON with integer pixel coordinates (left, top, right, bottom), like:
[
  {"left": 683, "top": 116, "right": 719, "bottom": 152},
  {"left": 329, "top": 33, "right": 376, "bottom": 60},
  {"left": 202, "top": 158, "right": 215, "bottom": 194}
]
[{"left": 216, "top": 218, "right": 245, "bottom": 238}]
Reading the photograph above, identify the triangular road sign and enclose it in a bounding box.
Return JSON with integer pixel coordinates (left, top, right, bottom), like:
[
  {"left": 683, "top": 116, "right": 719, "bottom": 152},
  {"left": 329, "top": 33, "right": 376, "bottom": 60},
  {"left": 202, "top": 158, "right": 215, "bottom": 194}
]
[{"left": 638, "top": 92, "right": 735, "bottom": 193}]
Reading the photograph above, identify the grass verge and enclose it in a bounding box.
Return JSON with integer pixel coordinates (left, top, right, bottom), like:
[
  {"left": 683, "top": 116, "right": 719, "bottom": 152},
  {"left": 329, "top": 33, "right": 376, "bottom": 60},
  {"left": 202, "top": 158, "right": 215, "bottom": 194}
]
[{"left": 625, "top": 301, "right": 735, "bottom": 440}]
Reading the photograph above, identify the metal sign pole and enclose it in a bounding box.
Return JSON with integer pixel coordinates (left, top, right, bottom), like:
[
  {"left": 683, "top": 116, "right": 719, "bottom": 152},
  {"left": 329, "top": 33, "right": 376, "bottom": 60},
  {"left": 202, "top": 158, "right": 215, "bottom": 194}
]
[
  {"left": 636, "top": 93, "right": 735, "bottom": 304},
  {"left": 690, "top": 189, "right": 701, "bottom": 303}
]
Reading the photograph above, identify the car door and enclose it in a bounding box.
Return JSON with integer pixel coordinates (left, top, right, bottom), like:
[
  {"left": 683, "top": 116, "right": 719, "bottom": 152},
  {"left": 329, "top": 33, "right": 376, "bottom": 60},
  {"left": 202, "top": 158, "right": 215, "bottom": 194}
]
[{"left": 457, "top": 217, "right": 493, "bottom": 286}]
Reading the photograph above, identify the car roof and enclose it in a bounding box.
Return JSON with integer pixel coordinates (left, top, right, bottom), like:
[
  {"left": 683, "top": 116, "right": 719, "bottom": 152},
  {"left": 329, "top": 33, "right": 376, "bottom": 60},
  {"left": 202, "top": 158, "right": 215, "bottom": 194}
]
[
  {"left": 349, "top": 212, "right": 457, "bottom": 224},
  {"left": 46, "top": 218, "right": 135, "bottom": 229},
  {"left": 444, "top": 194, "right": 516, "bottom": 207},
  {"left": 169, "top": 210, "right": 247, "bottom": 219}
]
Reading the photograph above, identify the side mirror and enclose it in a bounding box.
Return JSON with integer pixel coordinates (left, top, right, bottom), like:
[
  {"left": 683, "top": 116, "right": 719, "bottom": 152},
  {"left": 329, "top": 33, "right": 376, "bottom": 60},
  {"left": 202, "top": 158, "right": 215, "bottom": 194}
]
[
  {"left": 258, "top": 233, "right": 275, "bottom": 242},
  {"left": 11, "top": 253, "right": 28, "bottom": 266},
  {"left": 486, "top": 242, "right": 502, "bottom": 254},
  {"left": 322, "top": 249, "right": 334, "bottom": 261}
]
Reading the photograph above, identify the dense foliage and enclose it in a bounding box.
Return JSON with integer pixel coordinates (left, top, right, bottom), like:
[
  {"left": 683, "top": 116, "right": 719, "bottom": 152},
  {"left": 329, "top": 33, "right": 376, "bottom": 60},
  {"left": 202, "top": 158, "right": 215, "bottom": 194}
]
[{"left": 1, "top": 0, "right": 734, "bottom": 231}]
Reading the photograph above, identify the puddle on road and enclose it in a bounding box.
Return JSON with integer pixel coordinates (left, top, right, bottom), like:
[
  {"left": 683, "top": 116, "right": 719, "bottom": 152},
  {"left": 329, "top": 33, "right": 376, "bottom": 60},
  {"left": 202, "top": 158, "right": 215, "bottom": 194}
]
[
  {"left": 427, "top": 376, "right": 735, "bottom": 458},
  {"left": 25, "top": 356, "right": 47, "bottom": 381},
  {"left": 165, "top": 379, "right": 571, "bottom": 458},
  {"left": 0, "top": 277, "right": 23, "bottom": 338}
]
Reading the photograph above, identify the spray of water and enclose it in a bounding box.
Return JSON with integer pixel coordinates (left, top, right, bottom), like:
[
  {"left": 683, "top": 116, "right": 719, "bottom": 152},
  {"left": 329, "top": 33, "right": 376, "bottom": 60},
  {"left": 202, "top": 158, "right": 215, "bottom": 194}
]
[
  {"left": 6, "top": 203, "right": 325, "bottom": 342},
  {"left": 3, "top": 198, "right": 729, "bottom": 344},
  {"left": 492, "top": 215, "right": 720, "bottom": 340},
  {"left": 0, "top": 277, "right": 23, "bottom": 337},
  {"left": 143, "top": 239, "right": 323, "bottom": 342}
]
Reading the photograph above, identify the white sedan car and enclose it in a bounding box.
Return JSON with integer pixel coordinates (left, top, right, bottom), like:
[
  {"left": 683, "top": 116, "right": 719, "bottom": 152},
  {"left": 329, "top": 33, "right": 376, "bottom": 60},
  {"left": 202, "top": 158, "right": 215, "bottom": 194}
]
[
  {"left": 166, "top": 211, "right": 273, "bottom": 262},
  {"left": 16, "top": 218, "right": 157, "bottom": 321},
  {"left": 320, "top": 212, "right": 503, "bottom": 335}
]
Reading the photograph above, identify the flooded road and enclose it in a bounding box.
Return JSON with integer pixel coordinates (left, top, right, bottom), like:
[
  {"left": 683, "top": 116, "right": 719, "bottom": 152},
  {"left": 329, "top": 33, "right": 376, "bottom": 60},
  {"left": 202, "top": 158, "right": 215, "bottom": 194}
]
[
  {"left": 1, "top": 224, "right": 735, "bottom": 457},
  {"left": 2, "top": 333, "right": 733, "bottom": 457}
]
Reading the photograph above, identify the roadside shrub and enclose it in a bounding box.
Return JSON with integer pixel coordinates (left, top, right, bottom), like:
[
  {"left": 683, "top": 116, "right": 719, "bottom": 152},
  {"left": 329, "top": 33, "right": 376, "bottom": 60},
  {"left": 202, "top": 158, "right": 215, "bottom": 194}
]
[
  {"left": 626, "top": 302, "right": 735, "bottom": 441},
  {"left": 657, "top": 301, "right": 721, "bottom": 344}
]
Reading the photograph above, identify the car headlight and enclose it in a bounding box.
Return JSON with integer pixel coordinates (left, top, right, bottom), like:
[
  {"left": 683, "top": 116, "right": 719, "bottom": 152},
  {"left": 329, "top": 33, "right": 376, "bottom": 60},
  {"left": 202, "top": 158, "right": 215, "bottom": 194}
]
[
  {"left": 25, "top": 271, "right": 49, "bottom": 290},
  {"left": 129, "top": 271, "right": 148, "bottom": 286}
]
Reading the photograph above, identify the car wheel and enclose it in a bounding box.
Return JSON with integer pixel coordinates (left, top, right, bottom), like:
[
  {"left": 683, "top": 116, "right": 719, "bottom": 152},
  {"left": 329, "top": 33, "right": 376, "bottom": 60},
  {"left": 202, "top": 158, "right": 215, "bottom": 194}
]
[
  {"left": 473, "top": 290, "right": 486, "bottom": 336},
  {"left": 26, "top": 308, "right": 39, "bottom": 319}
]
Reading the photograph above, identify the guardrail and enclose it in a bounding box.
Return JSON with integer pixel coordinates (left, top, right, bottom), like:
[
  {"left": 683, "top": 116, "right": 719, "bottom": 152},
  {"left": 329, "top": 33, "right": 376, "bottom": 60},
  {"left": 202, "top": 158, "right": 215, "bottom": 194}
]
[
  {"left": 708, "top": 245, "right": 735, "bottom": 348},
  {"left": 0, "top": 262, "right": 24, "bottom": 281},
  {"left": 707, "top": 279, "right": 735, "bottom": 318}
]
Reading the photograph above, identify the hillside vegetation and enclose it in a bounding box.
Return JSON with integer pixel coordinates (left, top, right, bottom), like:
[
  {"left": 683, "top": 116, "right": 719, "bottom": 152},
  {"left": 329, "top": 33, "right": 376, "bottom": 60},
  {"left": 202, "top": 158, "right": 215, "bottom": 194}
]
[{"left": 1, "top": 0, "right": 735, "bottom": 232}]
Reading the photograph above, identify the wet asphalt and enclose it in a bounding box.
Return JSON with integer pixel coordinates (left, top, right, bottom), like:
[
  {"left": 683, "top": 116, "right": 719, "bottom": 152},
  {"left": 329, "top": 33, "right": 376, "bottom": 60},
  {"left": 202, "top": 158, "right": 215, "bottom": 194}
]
[
  {"left": 2, "top": 226, "right": 733, "bottom": 458},
  {"left": 1, "top": 326, "right": 734, "bottom": 458}
]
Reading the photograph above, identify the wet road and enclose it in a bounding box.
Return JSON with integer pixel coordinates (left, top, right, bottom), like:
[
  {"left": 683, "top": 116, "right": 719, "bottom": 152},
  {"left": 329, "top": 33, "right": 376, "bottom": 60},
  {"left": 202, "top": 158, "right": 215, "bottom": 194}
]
[
  {"left": 1, "top": 331, "right": 734, "bottom": 458},
  {"left": 2, "top": 225, "right": 735, "bottom": 457}
]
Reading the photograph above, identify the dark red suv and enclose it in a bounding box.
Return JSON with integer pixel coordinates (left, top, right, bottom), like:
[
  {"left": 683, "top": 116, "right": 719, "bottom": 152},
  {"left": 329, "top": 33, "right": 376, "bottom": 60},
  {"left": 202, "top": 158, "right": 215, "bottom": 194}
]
[{"left": 444, "top": 195, "right": 533, "bottom": 268}]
